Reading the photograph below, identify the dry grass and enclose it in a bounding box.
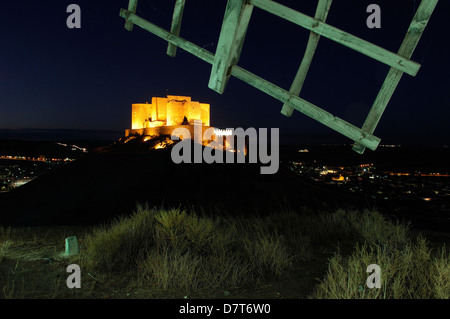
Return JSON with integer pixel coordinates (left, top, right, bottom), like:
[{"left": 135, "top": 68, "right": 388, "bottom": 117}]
[
  {"left": 81, "top": 205, "right": 293, "bottom": 292},
  {"left": 81, "top": 205, "right": 444, "bottom": 297},
  {"left": 311, "top": 236, "right": 450, "bottom": 299}
]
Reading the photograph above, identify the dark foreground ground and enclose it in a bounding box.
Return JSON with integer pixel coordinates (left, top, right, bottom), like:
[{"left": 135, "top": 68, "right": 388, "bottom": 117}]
[{"left": 1, "top": 218, "right": 449, "bottom": 299}]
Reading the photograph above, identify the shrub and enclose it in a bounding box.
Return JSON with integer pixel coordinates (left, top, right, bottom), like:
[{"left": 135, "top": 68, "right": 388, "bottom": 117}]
[
  {"left": 0, "top": 240, "right": 13, "bottom": 264},
  {"left": 153, "top": 208, "right": 215, "bottom": 254},
  {"left": 243, "top": 235, "right": 293, "bottom": 276},
  {"left": 81, "top": 205, "right": 294, "bottom": 292},
  {"left": 0, "top": 226, "right": 12, "bottom": 244},
  {"left": 81, "top": 204, "right": 157, "bottom": 272},
  {"left": 311, "top": 236, "right": 450, "bottom": 299}
]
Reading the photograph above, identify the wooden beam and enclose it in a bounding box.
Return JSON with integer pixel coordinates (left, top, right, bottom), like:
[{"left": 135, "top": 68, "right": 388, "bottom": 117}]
[
  {"left": 208, "top": 0, "right": 254, "bottom": 94},
  {"left": 124, "top": 0, "right": 139, "bottom": 31},
  {"left": 352, "top": 0, "right": 439, "bottom": 154},
  {"left": 120, "top": 8, "right": 380, "bottom": 150},
  {"left": 281, "top": 0, "right": 332, "bottom": 117},
  {"left": 120, "top": 8, "right": 214, "bottom": 64},
  {"left": 250, "top": 0, "right": 421, "bottom": 76},
  {"left": 167, "top": 0, "right": 186, "bottom": 57}
]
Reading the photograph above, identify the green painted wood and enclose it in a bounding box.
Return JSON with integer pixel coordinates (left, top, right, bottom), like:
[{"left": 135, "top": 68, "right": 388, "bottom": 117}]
[
  {"left": 250, "top": 0, "right": 421, "bottom": 76},
  {"left": 124, "top": 0, "right": 138, "bottom": 31},
  {"left": 352, "top": 0, "right": 439, "bottom": 154},
  {"left": 120, "top": 9, "right": 214, "bottom": 64},
  {"left": 167, "top": 0, "right": 186, "bottom": 57},
  {"left": 281, "top": 0, "right": 332, "bottom": 117},
  {"left": 208, "top": 0, "right": 254, "bottom": 94}
]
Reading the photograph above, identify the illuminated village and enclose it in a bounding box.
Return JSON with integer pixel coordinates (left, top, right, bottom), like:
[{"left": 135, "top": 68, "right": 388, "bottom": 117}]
[
  {"left": 288, "top": 159, "right": 450, "bottom": 206},
  {"left": 0, "top": 143, "right": 84, "bottom": 192}
]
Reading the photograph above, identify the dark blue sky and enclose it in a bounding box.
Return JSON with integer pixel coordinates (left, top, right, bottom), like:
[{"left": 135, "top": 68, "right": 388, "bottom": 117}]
[{"left": 0, "top": 0, "right": 449, "bottom": 145}]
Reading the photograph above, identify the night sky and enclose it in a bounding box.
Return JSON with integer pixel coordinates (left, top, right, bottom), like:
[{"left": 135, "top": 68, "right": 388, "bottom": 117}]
[{"left": 1, "top": 0, "right": 449, "bottom": 146}]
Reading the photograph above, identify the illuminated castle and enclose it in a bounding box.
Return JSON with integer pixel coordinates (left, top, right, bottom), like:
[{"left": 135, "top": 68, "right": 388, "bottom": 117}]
[{"left": 125, "top": 95, "right": 213, "bottom": 142}]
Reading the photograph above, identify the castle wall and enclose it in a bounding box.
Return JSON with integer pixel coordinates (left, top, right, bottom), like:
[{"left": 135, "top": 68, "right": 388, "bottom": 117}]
[
  {"left": 166, "top": 99, "right": 186, "bottom": 126},
  {"left": 200, "top": 103, "right": 210, "bottom": 126},
  {"left": 152, "top": 97, "right": 168, "bottom": 122},
  {"left": 132, "top": 104, "right": 150, "bottom": 129},
  {"left": 187, "top": 101, "right": 201, "bottom": 125}
]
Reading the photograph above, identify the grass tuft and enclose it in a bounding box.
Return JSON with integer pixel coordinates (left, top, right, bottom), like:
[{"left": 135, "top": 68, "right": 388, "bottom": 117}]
[
  {"left": 311, "top": 236, "right": 450, "bottom": 299},
  {"left": 81, "top": 205, "right": 293, "bottom": 292}
]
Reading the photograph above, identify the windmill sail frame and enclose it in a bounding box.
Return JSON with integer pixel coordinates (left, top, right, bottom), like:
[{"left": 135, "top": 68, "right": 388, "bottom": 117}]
[{"left": 120, "top": 0, "right": 438, "bottom": 153}]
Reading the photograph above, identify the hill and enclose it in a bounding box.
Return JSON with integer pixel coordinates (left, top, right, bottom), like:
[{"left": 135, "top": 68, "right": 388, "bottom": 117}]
[
  {"left": 0, "top": 137, "right": 448, "bottom": 232},
  {"left": 0, "top": 138, "right": 360, "bottom": 226}
]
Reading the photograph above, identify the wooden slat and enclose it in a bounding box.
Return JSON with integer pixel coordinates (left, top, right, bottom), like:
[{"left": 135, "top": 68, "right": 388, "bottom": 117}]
[
  {"left": 352, "top": 0, "right": 439, "bottom": 154},
  {"left": 250, "top": 0, "right": 421, "bottom": 76},
  {"left": 281, "top": 0, "right": 332, "bottom": 117},
  {"left": 124, "top": 0, "right": 139, "bottom": 31},
  {"left": 208, "top": 0, "right": 254, "bottom": 94},
  {"left": 167, "top": 0, "right": 186, "bottom": 57},
  {"left": 120, "top": 9, "right": 214, "bottom": 64}
]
